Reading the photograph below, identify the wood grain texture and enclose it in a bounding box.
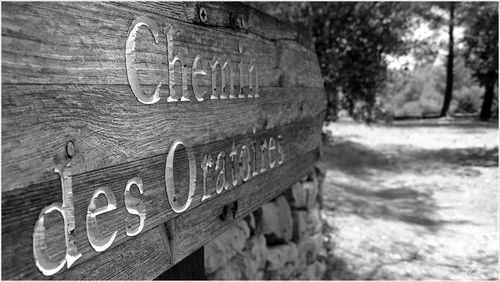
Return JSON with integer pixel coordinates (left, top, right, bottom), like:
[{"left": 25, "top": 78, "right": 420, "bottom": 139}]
[
  {"left": 278, "top": 40, "right": 324, "bottom": 88},
  {"left": 2, "top": 117, "right": 323, "bottom": 280},
  {"left": 2, "top": 1, "right": 326, "bottom": 191},
  {"left": 2, "top": 1, "right": 326, "bottom": 280},
  {"left": 54, "top": 226, "right": 172, "bottom": 280},
  {"left": 2, "top": 2, "right": 278, "bottom": 86},
  {"left": 167, "top": 148, "right": 320, "bottom": 266},
  {"left": 2, "top": 85, "right": 325, "bottom": 191},
  {"left": 1, "top": 1, "right": 314, "bottom": 87},
  {"left": 54, "top": 148, "right": 319, "bottom": 281}
]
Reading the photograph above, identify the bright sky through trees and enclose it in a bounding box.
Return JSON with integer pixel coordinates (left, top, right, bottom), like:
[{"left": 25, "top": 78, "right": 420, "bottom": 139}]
[{"left": 387, "top": 21, "right": 465, "bottom": 71}]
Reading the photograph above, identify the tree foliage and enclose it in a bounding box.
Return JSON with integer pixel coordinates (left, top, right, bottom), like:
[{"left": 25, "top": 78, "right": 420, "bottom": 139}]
[
  {"left": 462, "top": 2, "right": 498, "bottom": 120},
  {"left": 462, "top": 2, "right": 498, "bottom": 84},
  {"left": 382, "top": 55, "right": 483, "bottom": 118},
  {"left": 313, "top": 3, "right": 416, "bottom": 121},
  {"left": 250, "top": 2, "right": 415, "bottom": 121},
  {"left": 250, "top": 2, "right": 498, "bottom": 121},
  {"left": 410, "top": 3, "right": 470, "bottom": 117}
]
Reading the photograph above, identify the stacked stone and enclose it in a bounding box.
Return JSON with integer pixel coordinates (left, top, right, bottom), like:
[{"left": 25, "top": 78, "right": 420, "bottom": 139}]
[{"left": 205, "top": 165, "right": 327, "bottom": 280}]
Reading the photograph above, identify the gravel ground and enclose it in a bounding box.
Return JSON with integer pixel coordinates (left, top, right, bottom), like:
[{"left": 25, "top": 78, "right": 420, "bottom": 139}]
[{"left": 321, "top": 118, "right": 498, "bottom": 280}]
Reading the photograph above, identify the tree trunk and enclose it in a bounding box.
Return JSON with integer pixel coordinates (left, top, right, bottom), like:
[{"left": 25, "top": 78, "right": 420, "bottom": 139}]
[
  {"left": 479, "top": 82, "right": 495, "bottom": 121},
  {"left": 440, "top": 2, "right": 455, "bottom": 117},
  {"left": 324, "top": 81, "right": 338, "bottom": 121}
]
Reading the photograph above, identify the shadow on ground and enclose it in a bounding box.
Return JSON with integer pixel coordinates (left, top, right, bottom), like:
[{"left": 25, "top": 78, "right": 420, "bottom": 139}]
[
  {"left": 322, "top": 139, "right": 393, "bottom": 178},
  {"left": 323, "top": 180, "right": 472, "bottom": 233},
  {"left": 323, "top": 138, "right": 498, "bottom": 179},
  {"left": 385, "top": 119, "right": 498, "bottom": 129},
  {"left": 321, "top": 139, "right": 495, "bottom": 231},
  {"left": 406, "top": 147, "right": 498, "bottom": 167},
  {"left": 320, "top": 121, "right": 498, "bottom": 280}
]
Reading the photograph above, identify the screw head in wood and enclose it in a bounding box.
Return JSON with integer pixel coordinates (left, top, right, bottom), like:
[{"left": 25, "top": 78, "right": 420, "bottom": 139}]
[
  {"left": 66, "top": 140, "right": 75, "bottom": 158},
  {"left": 199, "top": 7, "right": 208, "bottom": 23}
]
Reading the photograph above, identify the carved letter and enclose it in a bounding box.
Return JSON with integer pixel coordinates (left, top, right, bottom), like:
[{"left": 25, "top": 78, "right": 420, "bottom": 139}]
[
  {"left": 252, "top": 135, "right": 259, "bottom": 177},
  {"left": 215, "top": 152, "right": 227, "bottom": 194},
  {"left": 277, "top": 134, "right": 285, "bottom": 165},
  {"left": 201, "top": 154, "right": 214, "bottom": 202},
  {"left": 237, "top": 60, "right": 245, "bottom": 98},
  {"left": 246, "top": 143, "right": 253, "bottom": 180},
  {"left": 165, "top": 25, "right": 189, "bottom": 102},
  {"left": 260, "top": 139, "right": 268, "bottom": 173},
  {"left": 33, "top": 205, "right": 68, "bottom": 276},
  {"left": 87, "top": 187, "right": 118, "bottom": 252},
  {"left": 165, "top": 140, "right": 197, "bottom": 213},
  {"left": 33, "top": 163, "right": 82, "bottom": 276},
  {"left": 229, "top": 142, "right": 239, "bottom": 188},
  {"left": 240, "top": 144, "right": 252, "bottom": 182},
  {"left": 248, "top": 61, "right": 259, "bottom": 98},
  {"left": 248, "top": 61, "right": 254, "bottom": 98},
  {"left": 229, "top": 62, "right": 238, "bottom": 99},
  {"left": 124, "top": 177, "right": 146, "bottom": 237},
  {"left": 125, "top": 17, "right": 161, "bottom": 104},
  {"left": 268, "top": 137, "right": 277, "bottom": 169},
  {"left": 222, "top": 60, "right": 233, "bottom": 99},
  {"left": 192, "top": 55, "right": 207, "bottom": 101},
  {"left": 210, "top": 58, "right": 224, "bottom": 100}
]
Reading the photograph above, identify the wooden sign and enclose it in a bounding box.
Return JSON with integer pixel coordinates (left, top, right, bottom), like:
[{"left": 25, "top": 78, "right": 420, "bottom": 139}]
[{"left": 2, "top": 2, "right": 326, "bottom": 280}]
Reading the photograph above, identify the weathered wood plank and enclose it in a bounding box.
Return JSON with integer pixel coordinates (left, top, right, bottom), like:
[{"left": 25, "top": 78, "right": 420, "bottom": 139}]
[
  {"left": 2, "top": 85, "right": 325, "bottom": 191},
  {"left": 2, "top": 116, "right": 323, "bottom": 280},
  {"left": 2, "top": 0, "right": 326, "bottom": 191},
  {"left": 54, "top": 225, "right": 172, "bottom": 280},
  {"left": 167, "top": 148, "right": 320, "bottom": 266},
  {"left": 2, "top": 1, "right": 326, "bottom": 280},
  {"left": 278, "top": 40, "right": 324, "bottom": 88},
  {"left": 178, "top": 2, "right": 298, "bottom": 42},
  {"left": 1, "top": 2, "right": 315, "bottom": 87},
  {"left": 48, "top": 148, "right": 319, "bottom": 280},
  {"left": 2, "top": 2, "right": 319, "bottom": 88},
  {"left": 51, "top": 2, "right": 297, "bottom": 42},
  {"left": 2, "top": 2, "right": 279, "bottom": 87}
]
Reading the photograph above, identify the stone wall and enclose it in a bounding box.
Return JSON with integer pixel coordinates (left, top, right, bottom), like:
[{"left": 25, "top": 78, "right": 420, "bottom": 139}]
[{"left": 205, "top": 163, "right": 327, "bottom": 280}]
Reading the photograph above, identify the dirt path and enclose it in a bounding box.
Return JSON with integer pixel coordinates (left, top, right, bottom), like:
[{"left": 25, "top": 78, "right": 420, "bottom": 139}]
[{"left": 321, "top": 119, "right": 498, "bottom": 280}]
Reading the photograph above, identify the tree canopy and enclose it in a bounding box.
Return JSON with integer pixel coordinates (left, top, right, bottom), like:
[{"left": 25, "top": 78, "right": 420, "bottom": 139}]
[
  {"left": 250, "top": 2, "right": 415, "bottom": 121},
  {"left": 462, "top": 2, "right": 498, "bottom": 84},
  {"left": 311, "top": 3, "right": 415, "bottom": 121},
  {"left": 250, "top": 2, "right": 498, "bottom": 121},
  {"left": 462, "top": 2, "right": 498, "bottom": 120}
]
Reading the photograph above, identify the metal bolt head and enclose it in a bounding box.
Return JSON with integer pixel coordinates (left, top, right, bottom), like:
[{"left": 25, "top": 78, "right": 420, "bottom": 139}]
[
  {"left": 66, "top": 140, "right": 75, "bottom": 158},
  {"left": 199, "top": 7, "right": 208, "bottom": 23}
]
